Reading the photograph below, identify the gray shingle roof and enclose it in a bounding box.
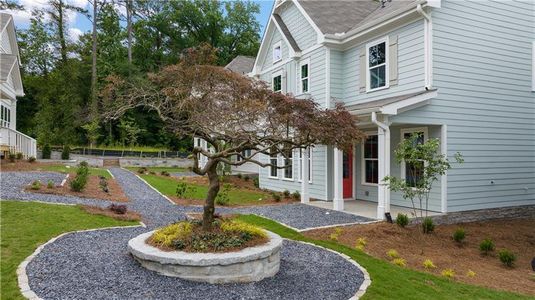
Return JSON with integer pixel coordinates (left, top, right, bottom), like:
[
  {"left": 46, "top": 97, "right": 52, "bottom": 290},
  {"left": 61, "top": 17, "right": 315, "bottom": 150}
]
[
  {"left": 225, "top": 56, "right": 256, "bottom": 75},
  {"left": 273, "top": 14, "right": 301, "bottom": 52},
  {"left": 345, "top": 89, "right": 436, "bottom": 114}
]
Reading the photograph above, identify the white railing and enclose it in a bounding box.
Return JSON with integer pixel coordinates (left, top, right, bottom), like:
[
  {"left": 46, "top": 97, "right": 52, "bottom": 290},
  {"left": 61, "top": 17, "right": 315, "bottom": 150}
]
[{"left": 0, "top": 127, "right": 37, "bottom": 158}]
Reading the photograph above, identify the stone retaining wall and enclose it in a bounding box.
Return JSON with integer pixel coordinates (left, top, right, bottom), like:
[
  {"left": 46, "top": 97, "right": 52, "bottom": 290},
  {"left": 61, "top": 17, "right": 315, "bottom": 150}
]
[
  {"left": 119, "top": 158, "right": 191, "bottom": 168},
  {"left": 429, "top": 205, "right": 535, "bottom": 225}
]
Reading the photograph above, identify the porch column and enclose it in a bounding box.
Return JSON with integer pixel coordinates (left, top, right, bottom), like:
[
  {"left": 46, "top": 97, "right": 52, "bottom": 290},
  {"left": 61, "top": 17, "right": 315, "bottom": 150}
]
[
  {"left": 333, "top": 147, "right": 344, "bottom": 211},
  {"left": 377, "top": 121, "right": 391, "bottom": 219},
  {"left": 300, "top": 147, "right": 310, "bottom": 203}
]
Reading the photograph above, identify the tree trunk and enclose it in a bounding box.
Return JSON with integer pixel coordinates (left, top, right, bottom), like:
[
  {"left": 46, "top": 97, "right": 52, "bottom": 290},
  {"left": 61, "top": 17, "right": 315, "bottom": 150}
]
[
  {"left": 202, "top": 162, "right": 220, "bottom": 231},
  {"left": 90, "top": 0, "right": 98, "bottom": 119},
  {"left": 126, "top": 0, "right": 132, "bottom": 65}
]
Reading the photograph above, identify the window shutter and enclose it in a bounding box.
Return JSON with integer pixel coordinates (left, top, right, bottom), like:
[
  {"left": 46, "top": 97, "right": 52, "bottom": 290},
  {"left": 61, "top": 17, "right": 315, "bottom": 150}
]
[
  {"left": 389, "top": 35, "right": 398, "bottom": 86},
  {"left": 359, "top": 47, "right": 366, "bottom": 93}
]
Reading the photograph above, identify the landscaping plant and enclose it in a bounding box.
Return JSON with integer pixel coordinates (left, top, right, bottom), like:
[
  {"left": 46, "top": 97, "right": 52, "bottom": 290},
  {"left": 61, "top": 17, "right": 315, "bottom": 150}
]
[
  {"left": 396, "top": 213, "right": 409, "bottom": 228},
  {"left": 8, "top": 153, "right": 16, "bottom": 162},
  {"left": 102, "top": 46, "right": 364, "bottom": 230},
  {"left": 466, "top": 270, "right": 476, "bottom": 278},
  {"left": 215, "top": 184, "right": 231, "bottom": 206},
  {"left": 422, "top": 217, "right": 435, "bottom": 234},
  {"left": 355, "top": 237, "right": 367, "bottom": 251},
  {"left": 108, "top": 204, "right": 127, "bottom": 215},
  {"left": 160, "top": 170, "right": 170, "bottom": 176},
  {"left": 291, "top": 191, "right": 300, "bottom": 201},
  {"left": 253, "top": 177, "right": 259, "bottom": 188},
  {"left": 383, "top": 133, "right": 463, "bottom": 233},
  {"left": 47, "top": 180, "right": 55, "bottom": 189},
  {"left": 387, "top": 249, "right": 400, "bottom": 259},
  {"left": 441, "top": 268, "right": 455, "bottom": 278},
  {"left": 422, "top": 259, "right": 436, "bottom": 270},
  {"left": 498, "top": 249, "right": 516, "bottom": 267},
  {"left": 70, "top": 163, "right": 89, "bottom": 192},
  {"left": 16, "top": 152, "right": 23, "bottom": 160},
  {"left": 392, "top": 258, "right": 406, "bottom": 267},
  {"left": 176, "top": 181, "right": 188, "bottom": 198},
  {"left": 283, "top": 190, "right": 291, "bottom": 198},
  {"left": 28, "top": 156, "right": 36, "bottom": 163},
  {"left": 137, "top": 167, "right": 147, "bottom": 174},
  {"left": 272, "top": 193, "right": 281, "bottom": 202},
  {"left": 453, "top": 227, "right": 466, "bottom": 244},
  {"left": 99, "top": 177, "right": 109, "bottom": 193},
  {"left": 42, "top": 143, "right": 51, "bottom": 159},
  {"left": 61, "top": 145, "right": 70, "bottom": 160},
  {"left": 30, "top": 180, "right": 41, "bottom": 190},
  {"left": 479, "top": 238, "right": 495, "bottom": 255}
]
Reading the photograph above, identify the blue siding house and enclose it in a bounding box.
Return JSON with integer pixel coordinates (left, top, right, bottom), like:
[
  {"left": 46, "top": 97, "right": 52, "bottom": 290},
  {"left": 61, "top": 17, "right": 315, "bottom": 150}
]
[{"left": 236, "top": 0, "right": 535, "bottom": 219}]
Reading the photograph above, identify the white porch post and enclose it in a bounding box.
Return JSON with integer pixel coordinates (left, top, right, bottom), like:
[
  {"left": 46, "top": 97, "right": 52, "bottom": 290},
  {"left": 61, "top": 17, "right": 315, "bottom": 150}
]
[
  {"left": 301, "top": 147, "right": 310, "bottom": 203},
  {"left": 376, "top": 116, "right": 391, "bottom": 220},
  {"left": 333, "top": 147, "right": 344, "bottom": 211}
]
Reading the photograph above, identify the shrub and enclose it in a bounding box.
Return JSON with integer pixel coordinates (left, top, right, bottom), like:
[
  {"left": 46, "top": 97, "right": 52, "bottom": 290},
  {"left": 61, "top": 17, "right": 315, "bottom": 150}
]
[
  {"left": 452, "top": 227, "right": 466, "bottom": 244},
  {"left": 47, "top": 180, "right": 55, "bottom": 189},
  {"left": 30, "top": 180, "right": 41, "bottom": 190},
  {"left": 422, "top": 259, "right": 436, "bottom": 270},
  {"left": 70, "top": 164, "right": 89, "bottom": 192},
  {"left": 479, "top": 238, "right": 495, "bottom": 255},
  {"left": 282, "top": 189, "right": 290, "bottom": 198},
  {"left": 396, "top": 213, "right": 409, "bottom": 228},
  {"left": 108, "top": 204, "right": 127, "bottom": 215},
  {"left": 441, "top": 268, "right": 455, "bottom": 278},
  {"left": 8, "top": 153, "right": 16, "bottom": 162},
  {"left": 28, "top": 156, "right": 36, "bottom": 163},
  {"left": 99, "top": 178, "right": 109, "bottom": 193},
  {"left": 137, "top": 167, "right": 147, "bottom": 174},
  {"left": 355, "top": 237, "right": 367, "bottom": 251},
  {"left": 329, "top": 228, "right": 343, "bottom": 241},
  {"left": 215, "top": 183, "right": 231, "bottom": 206},
  {"left": 236, "top": 173, "right": 242, "bottom": 179},
  {"left": 387, "top": 249, "right": 399, "bottom": 259},
  {"left": 253, "top": 177, "right": 259, "bottom": 188},
  {"left": 42, "top": 144, "right": 51, "bottom": 159},
  {"left": 149, "top": 171, "right": 155, "bottom": 175},
  {"left": 16, "top": 152, "right": 23, "bottom": 160},
  {"left": 466, "top": 270, "right": 476, "bottom": 278},
  {"left": 291, "top": 191, "right": 300, "bottom": 200},
  {"left": 220, "top": 220, "right": 267, "bottom": 239},
  {"left": 243, "top": 175, "right": 250, "bottom": 181},
  {"left": 176, "top": 181, "right": 188, "bottom": 198},
  {"left": 152, "top": 222, "right": 193, "bottom": 247},
  {"left": 498, "top": 249, "right": 516, "bottom": 267},
  {"left": 79, "top": 161, "right": 89, "bottom": 168},
  {"left": 161, "top": 170, "right": 170, "bottom": 176},
  {"left": 61, "top": 145, "right": 70, "bottom": 160},
  {"left": 422, "top": 217, "right": 435, "bottom": 234},
  {"left": 392, "top": 258, "right": 406, "bottom": 267},
  {"left": 272, "top": 193, "right": 281, "bottom": 202}
]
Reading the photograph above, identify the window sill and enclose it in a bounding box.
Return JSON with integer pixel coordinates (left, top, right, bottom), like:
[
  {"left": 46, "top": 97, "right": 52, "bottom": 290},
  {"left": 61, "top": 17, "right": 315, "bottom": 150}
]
[
  {"left": 297, "top": 180, "right": 313, "bottom": 184},
  {"left": 361, "top": 182, "right": 378, "bottom": 187},
  {"left": 268, "top": 176, "right": 279, "bottom": 180},
  {"left": 282, "top": 177, "right": 294, "bottom": 182},
  {"left": 366, "top": 85, "right": 390, "bottom": 93}
]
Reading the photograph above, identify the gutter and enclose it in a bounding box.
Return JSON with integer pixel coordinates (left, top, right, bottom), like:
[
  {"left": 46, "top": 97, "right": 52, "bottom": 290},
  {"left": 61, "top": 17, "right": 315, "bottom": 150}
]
[{"left": 416, "top": 4, "right": 433, "bottom": 89}]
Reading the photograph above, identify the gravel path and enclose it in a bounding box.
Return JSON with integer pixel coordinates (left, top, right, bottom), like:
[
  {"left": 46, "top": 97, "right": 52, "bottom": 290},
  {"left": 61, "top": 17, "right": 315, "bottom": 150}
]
[{"left": 26, "top": 227, "right": 363, "bottom": 300}]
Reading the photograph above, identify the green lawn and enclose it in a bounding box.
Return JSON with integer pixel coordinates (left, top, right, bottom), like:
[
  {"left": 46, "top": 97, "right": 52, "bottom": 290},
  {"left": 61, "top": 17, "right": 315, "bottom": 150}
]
[
  {"left": 126, "top": 166, "right": 188, "bottom": 174},
  {"left": 0, "top": 201, "right": 137, "bottom": 300},
  {"left": 237, "top": 215, "right": 534, "bottom": 300},
  {"left": 74, "top": 145, "right": 171, "bottom": 152},
  {"left": 140, "top": 174, "right": 268, "bottom": 205},
  {"left": 41, "top": 165, "right": 112, "bottom": 179}
]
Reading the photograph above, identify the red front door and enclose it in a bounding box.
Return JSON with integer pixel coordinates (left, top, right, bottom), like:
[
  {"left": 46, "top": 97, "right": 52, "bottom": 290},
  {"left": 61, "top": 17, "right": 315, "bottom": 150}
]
[{"left": 343, "top": 149, "right": 353, "bottom": 199}]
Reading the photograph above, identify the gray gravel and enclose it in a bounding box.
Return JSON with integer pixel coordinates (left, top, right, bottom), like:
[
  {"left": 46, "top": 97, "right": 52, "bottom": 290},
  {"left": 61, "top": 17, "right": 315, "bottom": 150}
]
[{"left": 26, "top": 227, "right": 363, "bottom": 300}]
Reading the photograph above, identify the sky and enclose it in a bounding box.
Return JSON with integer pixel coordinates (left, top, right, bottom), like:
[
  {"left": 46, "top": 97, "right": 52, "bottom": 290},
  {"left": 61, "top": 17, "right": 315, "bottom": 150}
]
[{"left": 7, "top": 0, "right": 274, "bottom": 42}]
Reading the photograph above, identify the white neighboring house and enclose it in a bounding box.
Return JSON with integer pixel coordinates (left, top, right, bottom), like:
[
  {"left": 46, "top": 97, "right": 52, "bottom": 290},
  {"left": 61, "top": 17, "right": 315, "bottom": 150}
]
[
  {"left": 0, "top": 13, "right": 36, "bottom": 159},
  {"left": 194, "top": 55, "right": 259, "bottom": 175}
]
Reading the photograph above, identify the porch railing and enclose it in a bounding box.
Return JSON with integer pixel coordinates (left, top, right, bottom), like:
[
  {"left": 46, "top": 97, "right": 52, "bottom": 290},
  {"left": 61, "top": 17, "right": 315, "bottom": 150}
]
[{"left": 0, "top": 127, "right": 37, "bottom": 158}]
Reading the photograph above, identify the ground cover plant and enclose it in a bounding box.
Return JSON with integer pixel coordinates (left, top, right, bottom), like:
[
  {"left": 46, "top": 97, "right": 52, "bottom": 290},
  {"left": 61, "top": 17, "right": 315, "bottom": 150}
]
[
  {"left": 237, "top": 214, "right": 533, "bottom": 300},
  {"left": 128, "top": 166, "right": 188, "bottom": 174},
  {"left": 0, "top": 201, "right": 137, "bottom": 300},
  {"left": 0, "top": 160, "right": 111, "bottom": 179}
]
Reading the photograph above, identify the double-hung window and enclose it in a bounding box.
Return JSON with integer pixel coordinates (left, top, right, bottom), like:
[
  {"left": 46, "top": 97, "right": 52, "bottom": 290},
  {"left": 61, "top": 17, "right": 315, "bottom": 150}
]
[
  {"left": 366, "top": 37, "right": 388, "bottom": 91},
  {"left": 283, "top": 148, "right": 293, "bottom": 180},
  {"left": 299, "top": 59, "right": 310, "bottom": 94},
  {"left": 272, "top": 71, "right": 282, "bottom": 93},
  {"left": 269, "top": 147, "right": 278, "bottom": 178},
  {"left": 237, "top": 149, "right": 251, "bottom": 162},
  {"left": 299, "top": 147, "right": 312, "bottom": 182},
  {"left": 273, "top": 41, "right": 282, "bottom": 63},
  {"left": 0, "top": 106, "right": 10, "bottom": 128},
  {"left": 401, "top": 128, "right": 428, "bottom": 188},
  {"left": 362, "top": 134, "right": 378, "bottom": 185}
]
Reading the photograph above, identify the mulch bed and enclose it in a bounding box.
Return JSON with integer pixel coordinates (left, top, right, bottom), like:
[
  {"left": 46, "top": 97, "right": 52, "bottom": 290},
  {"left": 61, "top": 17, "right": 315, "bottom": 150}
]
[
  {"left": 0, "top": 160, "right": 59, "bottom": 171},
  {"left": 80, "top": 205, "right": 142, "bottom": 222},
  {"left": 304, "top": 218, "right": 535, "bottom": 296},
  {"left": 26, "top": 175, "right": 129, "bottom": 202}
]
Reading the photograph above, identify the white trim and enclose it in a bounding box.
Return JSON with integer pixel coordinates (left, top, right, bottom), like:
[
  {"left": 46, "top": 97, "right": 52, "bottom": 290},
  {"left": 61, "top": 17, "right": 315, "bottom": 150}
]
[
  {"left": 352, "top": 143, "right": 357, "bottom": 200},
  {"left": 440, "top": 124, "right": 447, "bottom": 213},
  {"left": 400, "top": 127, "right": 428, "bottom": 182},
  {"left": 291, "top": 0, "right": 325, "bottom": 44},
  {"left": 365, "top": 36, "right": 390, "bottom": 93},
  {"left": 270, "top": 15, "right": 299, "bottom": 59},
  {"left": 257, "top": 44, "right": 323, "bottom": 76},
  {"left": 297, "top": 57, "right": 311, "bottom": 95},
  {"left": 361, "top": 132, "right": 379, "bottom": 186},
  {"left": 325, "top": 48, "right": 331, "bottom": 108},
  {"left": 272, "top": 40, "right": 282, "bottom": 63},
  {"left": 298, "top": 147, "right": 313, "bottom": 183}
]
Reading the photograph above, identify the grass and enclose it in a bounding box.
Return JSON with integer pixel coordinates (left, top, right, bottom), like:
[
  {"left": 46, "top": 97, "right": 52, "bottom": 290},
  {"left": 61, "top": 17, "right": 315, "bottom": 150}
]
[
  {"left": 236, "top": 215, "right": 534, "bottom": 300},
  {"left": 74, "top": 145, "right": 171, "bottom": 152},
  {"left": 0, "top": 201, "right": 138, "bottom": 300},
  {"left": 140, "top": 174, "right": 268, "bottom": 205},
  {"left": 41, "top": 165, "right": 112, "bottom": 179},
  {"left": 126, "top": 166, "right": 188, "bottom": 173}
]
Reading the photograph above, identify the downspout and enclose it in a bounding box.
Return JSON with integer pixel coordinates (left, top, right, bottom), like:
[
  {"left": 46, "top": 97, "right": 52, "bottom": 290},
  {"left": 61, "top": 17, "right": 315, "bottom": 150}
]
[
  {"left": 371, "top": 112, "right": 390, "bottom": 219},
  {"left": 417, "top": 4, "right": 433, "bottom": 90}
]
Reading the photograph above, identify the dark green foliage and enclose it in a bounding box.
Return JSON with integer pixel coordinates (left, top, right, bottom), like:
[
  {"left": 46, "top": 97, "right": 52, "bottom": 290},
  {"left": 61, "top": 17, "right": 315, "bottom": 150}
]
[
  {"left": 108, "top": 204, "right": 127, "bottom": 215},
  {"left": 175, "top": 181, "right": 188, "bottom": 198},
  {"left": 41, "top": 144, "right": 51, "bottom": 159},
  {"left": 396, "top": 213, "right": 409, "bottom": 228},
  {"left": 291, "top": 191, "right": 300, "bottom": 201},
  {"left": 137, "top": 167, "right": 147, "bottom": 174},
  {"left": 215, "top": 184, "right": 231, "bottom": 206},
  {"left": 421, "top": 217, "right": 435, "bottom": 234},
  {"left": 70, "top": 163, "right": 89, "bottom": 192},
  {"left": 243, "top": 175, "right": 250, "bottom": 181},
  {"left": 236, "top": 173, "right": 242, "bottom": 179},
  {"left": 253, "top": 177, "right": 259, "bottom": 188},
  {"left": 272, "top": 193, "right": 281, "bottom": 202},
  {"left": 283, "top": 190, "right": 290, "bottom": 198},
  {"left": 160, "top": 170, "right": 170, "bottom": 176},
  {"left": 79, "top": 161, "right": 89, "bottom": 168},
  {"left": 28, "top": 156, "right": 36, "bottom": 163},
  {"left": 15, "top": 152, "right": 23, "bottom": 160},
  {"left": 479, "top": 238, "right": 495, "bottom": 255},
  {"left": 498, "top": 249, "right": 516, "bottom": 267},
  {"left": 8, "top": 153, "right": 16, "bottom": 162},
  {"left": 61, "top": 145, "right": 70, "bottom": 160},
  {"left": 47, "top": 180, "right": 55, "bottom": 189},
  {"left": 452, "top": 228, "right": 466, "bottom": 244},
  {"left": 30, "top": 180, "right": 41, "bottom": 190}
]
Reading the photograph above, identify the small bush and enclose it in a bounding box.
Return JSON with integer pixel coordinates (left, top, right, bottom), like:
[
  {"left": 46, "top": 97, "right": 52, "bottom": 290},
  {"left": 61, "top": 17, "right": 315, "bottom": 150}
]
[
  {"left": 108, "top": 204, "right": 128, "bottom": 215},
  {"left": 161, "top": 170, "right": 170, "bottom": 176},
  {"left": 392, "top": 258, "right": 406, "bottom": 267},
  {"left": 329, "top": 228, "right": 343, "bottom": 241},
  {"left": 422, "top": 259, "right": 436, "bottom": 270},
  {"left": 16, "top": 152, "right": 23, "bottom": 160},
  {"left": 282, "top": 190, "right": 290, "bottom": 198},
  {"left": 479, "top": 238, "right": 495, "bottom": 255},
  {"left": 498, "top": 249, "right": 516, "bottom": 267},
  {"left": 243, "top": 175, "right": 250, "bottom": 181},
  {"left": 387, "top": 249, "right": 399, "bottom": 259},
  {"left": 466, "top": 270, "right": 476, "bottom": 278},
  {"left": 42, "top": 144, "right": 51, "bottom": 159},
  {"left": 61, "top": 145, "right": 70, "bottom": 160},
  {"left": 236, "top": 173, "right": 242, "bottom": 179},
  {"left": 152, "top": 222, "right": 193, "bottom": 247},
  {"left": 441, "top": 268, "right": 455, "bottom": 278},
  {"left": 291, "top": 191, "right": 300, "bottom": 200},
  {"left": 396, "top": 213, "right": 409, "bottom": 228},
  {"left": 272, "top": 193, "right": 281, "bottom": 202},
  {"left": 452, "top": 227, "right": 466, "bottom": 244},
  {"left": 30, "top": 180, "right": 41, "bottom": 190},
  {"left": 149, "top": 171, "right": 155, "bottom": 175},
  {"left": 99, "top": 178, "right": 109, "bottom": 193},
  {"left": 220, "top": 219, "right": 267, "bottom": 238},
  {"left": 137, "top": 167, "right": 147, "bottom": 174},
  {"left": 176, "top": 181, "right": 188, "bottom": 198},
  {"left": 215, "top": 183, "right": 231, "bottom": 206},
  {"left": 70, "top": 164, "right": 89, "bottom": 192},
  {"left": 422, "top": 217, "right": 435, "bottom": 234},
  {"left": 355, "top": 237, "right": 367, "bottom": 251},
  {"left": 47, "top": 180, "right": 55, "bottom": 189},
  {"left": 28, "top": 156, "right": 36, "bottom": 163},
  {"left": 253, "top": 177, "right": 259, "bottom": 188},
  {"left": 7, "top": 153, "right": 16, "bottom": 162},
  {"left": 79, "top": 161, "right": 89, "bottom": 168}
]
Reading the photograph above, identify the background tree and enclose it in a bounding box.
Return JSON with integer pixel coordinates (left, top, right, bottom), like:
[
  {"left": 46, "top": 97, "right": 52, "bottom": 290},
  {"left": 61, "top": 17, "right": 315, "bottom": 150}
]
[{"left": 102, "top": 47, "right": 365, "bottom": 230}]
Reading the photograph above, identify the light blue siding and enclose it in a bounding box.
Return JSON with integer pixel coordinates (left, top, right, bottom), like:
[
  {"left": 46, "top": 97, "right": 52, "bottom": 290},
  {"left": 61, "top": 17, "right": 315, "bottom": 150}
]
[
  {"left": 259, "top": 29, "right": 289, "bottom": 71},
  {"left": 278, "top": 3, "right": 317, "bottom": 50},
  {"left": 391, "top": 0, "right": 535, "bottom": 212}
]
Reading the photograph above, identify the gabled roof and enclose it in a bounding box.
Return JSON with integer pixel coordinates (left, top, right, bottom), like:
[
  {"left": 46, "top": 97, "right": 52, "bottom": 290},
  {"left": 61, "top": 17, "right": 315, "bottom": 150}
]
[
  {"left": 225, "top": 56, "right": 255, "bottom": 75},
  {"left": 346, "top": 89, "right": 437, "bottom": 115},
  {"left": 0, "top": 13, "right": 20, "bottom": 61},
  {"left": 272, "top": 14, "right": 301, "bottom": 52}
]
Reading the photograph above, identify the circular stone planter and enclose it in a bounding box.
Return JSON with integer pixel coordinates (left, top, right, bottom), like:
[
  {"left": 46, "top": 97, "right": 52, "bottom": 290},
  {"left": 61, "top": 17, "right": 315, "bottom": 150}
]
[{"left": 128, "top": 230, "right": 282, "bottom": 284}]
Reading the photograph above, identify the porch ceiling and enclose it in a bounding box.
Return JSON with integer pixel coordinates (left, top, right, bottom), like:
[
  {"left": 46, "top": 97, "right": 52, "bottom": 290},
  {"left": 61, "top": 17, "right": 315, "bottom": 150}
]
[{"left": 346, "top": 88, "right": 437, "bottom": 116}]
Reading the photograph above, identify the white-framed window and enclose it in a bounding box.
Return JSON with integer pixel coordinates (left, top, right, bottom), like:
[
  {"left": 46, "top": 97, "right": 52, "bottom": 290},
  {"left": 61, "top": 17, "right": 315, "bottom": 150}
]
[
  {"left": 298, "top": 58, "right": 310, "bottom": 94},
  {"left": 237, "top": 149, "right": 251, "bottom": 162},
  {"left": 361, "top": 134, "right": 378, "bottom": 185},
  {"left": 366, "top": 36, "right": 389, "bottom": 92},
  {"left": 282, "top": 148, "right": 293, "bottom": 180},
  {"left": 0, "top": 105, "right": 10, "bottom": 128},
  {"left": 400, "top": 127, "right": 428, "bottom": 188},
  {"left": 272, "top": 71, "right": 282, "bottom": 93},
  {"left": 273, "top": 41, "right": 282, "bottom": 63},
  {"left": 269, "top": 147, "right": 278, "bottom": 178},
  {"left": 298, "top": 147, "right": 312, "bottom": 183}
]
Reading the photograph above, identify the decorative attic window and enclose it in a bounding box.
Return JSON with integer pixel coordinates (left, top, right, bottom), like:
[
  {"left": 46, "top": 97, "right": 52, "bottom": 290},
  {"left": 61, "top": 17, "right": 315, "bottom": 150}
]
[
  {"left": 273, "top": 41, "right": 282, "bottom": 63},
  {"left": 366, "top": 37, "right": 389, "bottom": 91}
]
